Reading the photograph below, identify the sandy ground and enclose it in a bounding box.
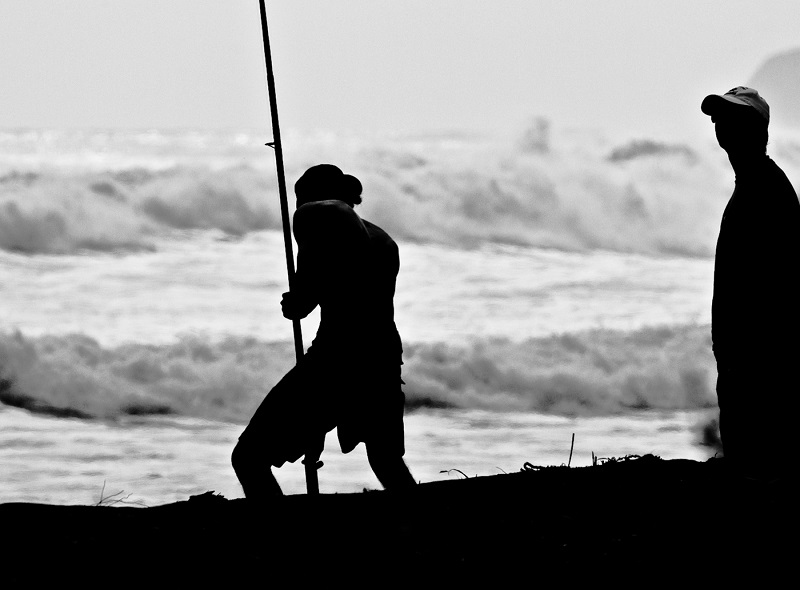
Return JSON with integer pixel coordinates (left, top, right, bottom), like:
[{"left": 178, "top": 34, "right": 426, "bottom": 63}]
[{"left": 1, "top": 455, "right": 795, "bottom": 585}]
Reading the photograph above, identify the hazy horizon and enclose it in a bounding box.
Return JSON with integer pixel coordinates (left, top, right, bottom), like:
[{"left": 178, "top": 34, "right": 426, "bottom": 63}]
[{"left": 1, "top": 1, "right": 799, "bottom": 143}]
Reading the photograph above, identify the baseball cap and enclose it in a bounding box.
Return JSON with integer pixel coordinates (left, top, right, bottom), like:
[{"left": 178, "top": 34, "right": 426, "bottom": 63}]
[{"left": 701, "top": 86, "right": 770, "bottom": 122}]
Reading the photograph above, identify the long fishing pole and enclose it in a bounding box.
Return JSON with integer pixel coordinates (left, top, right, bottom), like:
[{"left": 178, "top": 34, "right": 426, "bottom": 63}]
[{"left": 258, "top": 0, "right": 320, "bottom": 496}]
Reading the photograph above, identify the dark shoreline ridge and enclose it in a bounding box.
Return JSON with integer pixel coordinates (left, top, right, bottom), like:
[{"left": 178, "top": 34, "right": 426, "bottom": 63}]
[{"left": 1, "top": 455, "right": 795, "bottom": 584}]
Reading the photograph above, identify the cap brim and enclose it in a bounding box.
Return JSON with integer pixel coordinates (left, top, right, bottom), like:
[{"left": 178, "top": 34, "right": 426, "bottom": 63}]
[{"left": 701, "top": 94, "right": 751, "bottom": 117}]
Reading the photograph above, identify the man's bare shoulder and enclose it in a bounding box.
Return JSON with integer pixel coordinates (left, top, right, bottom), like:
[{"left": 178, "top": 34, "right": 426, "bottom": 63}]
[
  {"left": 294, "top": 200, "right": 367, "bottom": 243},
  {"left": 362, "top": 219, "right": 397, "bottom": 247},
  {"left": 362, "top": 218, "right": 385, "bottom": 235}
]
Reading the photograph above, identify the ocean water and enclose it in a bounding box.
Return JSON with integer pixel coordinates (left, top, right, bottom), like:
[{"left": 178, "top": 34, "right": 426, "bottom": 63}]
[
  {"left": 3, "top": 125, "right": 799, "bottom": 504},
  {"left": 0, "top": 404, "right": 709, "bottom": 506}
]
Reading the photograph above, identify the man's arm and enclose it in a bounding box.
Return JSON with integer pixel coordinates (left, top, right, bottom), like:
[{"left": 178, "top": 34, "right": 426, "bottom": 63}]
[
  {"left": 280, "top": 205, "right": 323, "bottom": 321},
  {"left": 281, "top": 243, "right": 320, "bottom": 321}
]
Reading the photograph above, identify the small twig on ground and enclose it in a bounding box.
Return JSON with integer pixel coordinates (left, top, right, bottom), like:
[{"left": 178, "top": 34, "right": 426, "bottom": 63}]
[
  {"left": 440, "top": 468, "right": 470, "bottom": 479},
  {"left": 568, "top": 433, "right": 575, "bottom": 467},
  {"left": 94, "top": 480, "right": 148, "bottom": 507},
  {"left": 591, "top": 453, "right": 644, "bottom": 466},
  {"left": 521, "top": 462, "right": 544, "bottom": 471}
]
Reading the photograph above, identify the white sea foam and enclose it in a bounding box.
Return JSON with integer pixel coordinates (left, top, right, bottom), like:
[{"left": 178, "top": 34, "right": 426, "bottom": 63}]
[
  {"left": 4, "top": 125, "right": 800, "bottom": 256},
  {"left": 0, "top": 323, "right": 716, "bottom": 422}
]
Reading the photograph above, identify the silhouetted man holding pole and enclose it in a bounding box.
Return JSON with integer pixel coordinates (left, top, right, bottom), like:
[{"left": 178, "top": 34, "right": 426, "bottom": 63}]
[
  {"left": 232, "top": 164, "right": 415, "bottom": 498},
  {"left": 701, "top": 86, "right": 800, "bottom": 477}
]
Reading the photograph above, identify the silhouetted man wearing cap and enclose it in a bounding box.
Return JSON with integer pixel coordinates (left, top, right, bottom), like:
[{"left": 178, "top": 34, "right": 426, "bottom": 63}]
[
  {"left": 701, "top": 86, "right": 800, "bottom": 477},
  {"left": 232, "top": 164, "right": 415, "bottom": 498}
]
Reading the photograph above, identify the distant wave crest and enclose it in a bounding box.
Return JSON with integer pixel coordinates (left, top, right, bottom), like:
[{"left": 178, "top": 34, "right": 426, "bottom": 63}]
[
  {"left": 0, "top": 167, "right": 281, "bottom": 254},
  {"left": 403, "top": 325, "right": 716, "bottom": 414},
  {"left": 5, "top": 125, "right": 799, "bottom": 256},
  {"left": 0, "top": 324, "right": 717, "bottom": 422}
]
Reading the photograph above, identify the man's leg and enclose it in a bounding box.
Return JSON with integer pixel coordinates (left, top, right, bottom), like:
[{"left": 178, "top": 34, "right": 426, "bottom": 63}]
[
  {"left": 232, "top": 358, "right": 324, "bottom": 499},
  {"left": 718, "top": 364, "right": 787, "bottom": 477},
  {"left": 362, "top": 361, "right": 417, "bottom": 490},
  {"left": 231, "top": 439, "right": 283, "bottom": 499},
  {"left": 717, "top": 366, "right": 747, "bottom": 465},
  {"left": 366, "top": 441, "right": 416, "bottom": 490}
]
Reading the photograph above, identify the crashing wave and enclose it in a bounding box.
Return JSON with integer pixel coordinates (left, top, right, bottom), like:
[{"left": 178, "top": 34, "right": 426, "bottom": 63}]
[
  {"left": 6, "top": 125, "right": 800, "bottom": 256},
  {"left": 0, "top": 324, "right": 717, "bottom": 422}
]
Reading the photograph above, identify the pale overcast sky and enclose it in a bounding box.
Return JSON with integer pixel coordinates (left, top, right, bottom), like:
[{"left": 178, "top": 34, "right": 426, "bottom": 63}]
[{"left": 0, "top": 0, "right": 798, "bottom": 141}]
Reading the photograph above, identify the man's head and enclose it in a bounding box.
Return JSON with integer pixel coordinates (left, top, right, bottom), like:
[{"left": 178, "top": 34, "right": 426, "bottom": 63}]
[
  {"left": 294, "top": 164, "right": 363, "bottom": 208},
  {"left": 701, "top": 86, "right": 769, "bottom": 155}
]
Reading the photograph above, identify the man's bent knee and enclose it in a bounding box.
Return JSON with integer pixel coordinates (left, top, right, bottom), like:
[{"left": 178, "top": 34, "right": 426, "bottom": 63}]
[{"left": 232, "top": 438, "right": 283, "bottom": 498}]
